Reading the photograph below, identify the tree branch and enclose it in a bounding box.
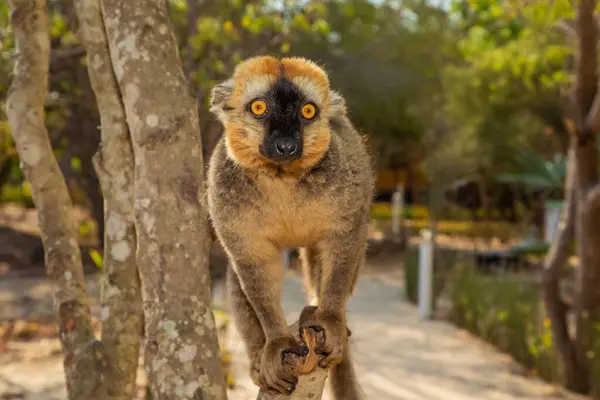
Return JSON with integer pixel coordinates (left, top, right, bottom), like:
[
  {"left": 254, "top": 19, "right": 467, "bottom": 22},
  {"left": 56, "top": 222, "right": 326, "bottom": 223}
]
[
  {"left": 584, "top": 85, "right": 600, "bottom": 134},
  {"left": 74, "top": 0, "right": 143, "bottom": 399},
  {"left": 6, "top": 0, "right": 107, "bottom": 398},
  {"left": 257, "top": 324, "right": 329, "bottom": 400},
  {"left": 556, "top": 19, "right": 578, "bottom": 39},
  {"left": 101, "top": 0, "right": 227, "bottom": 398},
  {"left": 541, "top": 147, "right": 583, "bottom": 390}
]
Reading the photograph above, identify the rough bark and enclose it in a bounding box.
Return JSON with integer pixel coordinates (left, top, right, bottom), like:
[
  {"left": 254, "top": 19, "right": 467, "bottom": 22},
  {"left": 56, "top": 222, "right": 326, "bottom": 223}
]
[
  {"left": 74, "top": 0, "right": 144, "bottom": 399},
  {"left": 100, "top": 1, "right": 227, "bottom": 398},
  {"left": 6, "top": 1, "right": 107, "bottom": 399},
  {"left": 541, "top": 147, "right": 586, "bottom": 392}
]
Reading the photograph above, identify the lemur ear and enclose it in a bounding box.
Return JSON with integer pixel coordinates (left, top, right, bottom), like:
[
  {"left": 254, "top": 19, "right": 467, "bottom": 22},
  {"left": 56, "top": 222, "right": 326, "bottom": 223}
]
[
  {"left": 328, "top": 90, "right": 347, "bottom": 118},
  {"left": 209, "top": 78, "right": 234, "bottom": 122}
]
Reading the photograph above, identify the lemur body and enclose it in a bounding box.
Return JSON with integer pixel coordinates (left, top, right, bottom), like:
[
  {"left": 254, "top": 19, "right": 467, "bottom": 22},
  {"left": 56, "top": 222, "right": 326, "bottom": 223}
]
[{"left": 207, "top": 56, "right": 374, "bottom": 398}]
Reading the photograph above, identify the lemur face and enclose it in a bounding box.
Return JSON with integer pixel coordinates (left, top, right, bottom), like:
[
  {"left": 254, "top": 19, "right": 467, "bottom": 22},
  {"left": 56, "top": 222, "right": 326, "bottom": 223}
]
[{"left": 210, "top": 56, "right": 345, "bottom": 171}]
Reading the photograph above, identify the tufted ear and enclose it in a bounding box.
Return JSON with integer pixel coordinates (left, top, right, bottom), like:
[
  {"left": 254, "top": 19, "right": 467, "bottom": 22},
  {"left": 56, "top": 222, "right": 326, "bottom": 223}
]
[
  {"left": 328, "top": 90, "right": 347, "bottom": 118},
  {"left": 209, "top": 78, "right": 234, "bottom": 122}
]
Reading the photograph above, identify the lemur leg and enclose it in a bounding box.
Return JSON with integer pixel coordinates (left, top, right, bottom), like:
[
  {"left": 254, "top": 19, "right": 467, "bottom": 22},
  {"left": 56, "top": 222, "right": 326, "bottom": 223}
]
[
  {"left": 329, "top": 347, "right": 364, "bottom": 400},
  {"left": 226, "top": 266, "right": 266, "bottom": 388},
  {"left": 229, "top": 252, "right": 308, "bottom": 395},
  {"left": 299, "top": 243, "right": 364, "bottom": 400},
  {"left": 300, "top": 219, "right": 367, "bottom": 369},
  {"left": 300, "top": 247, "right": 322, "bottom": 306}
]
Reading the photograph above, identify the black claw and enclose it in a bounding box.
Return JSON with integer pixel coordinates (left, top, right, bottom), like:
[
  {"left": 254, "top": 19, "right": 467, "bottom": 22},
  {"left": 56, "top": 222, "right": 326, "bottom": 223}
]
[
  {"left": 298, "top": 345, "right": 309, "bottom": 357},
  {"left": 282, "top": 347, "right": 299, "bottom": 360},
  {"left": 281, "top": 375, "right": 298, "bottom": 385}
]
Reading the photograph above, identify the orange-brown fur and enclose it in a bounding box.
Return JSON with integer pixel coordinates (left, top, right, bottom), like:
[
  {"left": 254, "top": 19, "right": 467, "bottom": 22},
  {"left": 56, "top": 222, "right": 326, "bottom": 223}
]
[
  {"left": 207, "top": 56, "right": 373, "bottom": 399},
  {"left": 213, "top": 56, "right": 333, "bottom": 174}
]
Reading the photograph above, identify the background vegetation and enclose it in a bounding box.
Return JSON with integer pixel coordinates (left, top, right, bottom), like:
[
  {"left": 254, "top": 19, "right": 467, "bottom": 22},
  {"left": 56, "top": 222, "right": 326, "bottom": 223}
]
[{"left": 3, "top": 0, "right": 600, "bottom": 397}]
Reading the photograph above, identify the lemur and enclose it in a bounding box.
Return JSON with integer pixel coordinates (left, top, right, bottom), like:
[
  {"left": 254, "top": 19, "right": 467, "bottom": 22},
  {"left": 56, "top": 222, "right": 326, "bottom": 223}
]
[{"left": 207, "top": 56, "right": 374, "bottom": 398}]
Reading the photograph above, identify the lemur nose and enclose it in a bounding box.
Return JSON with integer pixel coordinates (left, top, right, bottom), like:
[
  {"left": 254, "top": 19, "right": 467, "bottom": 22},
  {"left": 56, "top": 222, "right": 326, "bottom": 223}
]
[{"left": 275, "top": 137, "right": 298, "bottom": 156}]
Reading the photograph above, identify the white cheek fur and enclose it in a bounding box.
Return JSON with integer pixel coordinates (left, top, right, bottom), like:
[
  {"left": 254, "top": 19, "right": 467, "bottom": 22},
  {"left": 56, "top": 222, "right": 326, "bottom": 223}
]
[
  {"left": 291, "top": 76, "right": 324, "bottom": 105},
  {"left": 242, "top": 75, "right": 278, "bottom": 104}
]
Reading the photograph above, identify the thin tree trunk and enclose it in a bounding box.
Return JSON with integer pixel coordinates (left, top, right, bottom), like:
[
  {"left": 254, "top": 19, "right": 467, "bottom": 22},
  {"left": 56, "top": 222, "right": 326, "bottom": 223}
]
[
  {"left": 541, "top": 147, "right": 586, "bottom": 392},
  {"left": 6, "top": 1, "right": 107, "bottom": 398},
  {"left": 74, "top": 1, "right": 144, "bottom": 399},
  {"left": 554, "top": 0, "right": 600, "bottom": 393},
  {"left": 572, "top": 0, "right": 600, "bottom": 394},
  {"left": 100, "top": 1, "right": 227, "bottom": 398}
]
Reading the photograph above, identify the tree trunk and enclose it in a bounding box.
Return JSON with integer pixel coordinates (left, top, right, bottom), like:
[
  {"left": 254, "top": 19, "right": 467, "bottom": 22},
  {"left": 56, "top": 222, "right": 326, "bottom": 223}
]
[
  {"left": 573, "top": 136, "right": 599, "bottom": 393},
  {"left": 74, "top": 1, "right": 144, "bottom": 399},
  {"left": 544, "top": 0, "right": 600, "bottom": 393},
  {"left": 572, "top": 0, "right": 600, "bottom": 394},
  {"left": 542, "top": 147, "right": 587, "bottom": 392},
  {"left": 6, "top": 1, "right": 107, "bottom": 398},
  {"left": 100, "top": 1, "right": 227, "bottom": 398}
]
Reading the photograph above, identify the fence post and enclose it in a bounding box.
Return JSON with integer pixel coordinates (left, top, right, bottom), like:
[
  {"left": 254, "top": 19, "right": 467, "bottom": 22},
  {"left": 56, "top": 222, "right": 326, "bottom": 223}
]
[
  {"left": 391, "top": 183, "right": 405, "bottom": 243},
  {"left": 544, "top": 200, "right": 563, "bottom": 244},
  {"left": 418, "top": 229, "right": 434, "bottom": 320}
]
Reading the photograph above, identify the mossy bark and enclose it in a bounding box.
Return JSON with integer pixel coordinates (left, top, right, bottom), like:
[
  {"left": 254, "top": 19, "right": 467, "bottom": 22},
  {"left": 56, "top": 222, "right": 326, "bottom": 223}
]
[
  {"left": 74, "top": 0, "right": 143, "bottom": 398},
  {"left": 100, "top": 0, "right": 227, "bottom": 398}
]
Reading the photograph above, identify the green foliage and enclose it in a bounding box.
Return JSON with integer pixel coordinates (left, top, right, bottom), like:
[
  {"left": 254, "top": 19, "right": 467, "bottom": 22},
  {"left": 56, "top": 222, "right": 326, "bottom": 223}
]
[
  {"left": 88, "top": 248, "right": 104, "bottom": 270},
  {"left": 171, "top": 0, "right": 330, "bottom": 106},
  {"left": 497, "top": 149, "right": 566, "bottom": 190},
  {"left": 434, "top": 0, "right": 574, "bottom": 182},
  {"left": 0, "top": 183, "right": 34, "bottom": 207},
  {"left": 450, "top": 263, "right": 562, "bottom": 383}
]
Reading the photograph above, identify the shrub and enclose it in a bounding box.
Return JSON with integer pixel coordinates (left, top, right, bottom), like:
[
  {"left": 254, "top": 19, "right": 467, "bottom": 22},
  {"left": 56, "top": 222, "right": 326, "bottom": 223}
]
[{"left": 449, "top": 264, "right": 562, "bottom": 384}]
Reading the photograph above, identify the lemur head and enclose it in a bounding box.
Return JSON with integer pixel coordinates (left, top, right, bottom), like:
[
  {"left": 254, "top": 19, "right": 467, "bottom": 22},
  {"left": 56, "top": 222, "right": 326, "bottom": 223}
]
[{"left": 209, "top": 56, "right": 347, "bottom": 171}]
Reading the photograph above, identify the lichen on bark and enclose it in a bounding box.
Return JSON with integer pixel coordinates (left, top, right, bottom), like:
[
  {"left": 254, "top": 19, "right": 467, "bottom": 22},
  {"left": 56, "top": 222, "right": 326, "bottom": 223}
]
[
  {"left": 100, "top": 0, "right": 227, "bottom": 398},
  {"left": 74, "top": 0, "right": 143, "bottom": 398},
  {"left": 6, "top": 0, "right": 107, "bottom": 398}
]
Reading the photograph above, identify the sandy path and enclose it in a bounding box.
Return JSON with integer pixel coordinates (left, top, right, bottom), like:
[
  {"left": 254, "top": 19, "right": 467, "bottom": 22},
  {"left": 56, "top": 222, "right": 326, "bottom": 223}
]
[
  {"left": 227, "top": 271, "right": 589, "bottom": 400},
  {"left": 0, "top": 270, "right": 590, "bottom": 400}
]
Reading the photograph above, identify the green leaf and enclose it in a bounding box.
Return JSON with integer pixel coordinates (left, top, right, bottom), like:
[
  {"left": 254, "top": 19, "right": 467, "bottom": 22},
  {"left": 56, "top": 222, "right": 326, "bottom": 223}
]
[{"left": 89, "top": 249, "right": 104, "bottom": 270}]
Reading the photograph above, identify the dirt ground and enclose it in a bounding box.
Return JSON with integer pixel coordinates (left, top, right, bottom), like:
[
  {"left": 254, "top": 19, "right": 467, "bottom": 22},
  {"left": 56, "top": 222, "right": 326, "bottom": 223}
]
[
  {"left": 0, "top": 263, "right": 591, "bottom": 400},
  {"left": 0, "top": 204, "right": 589, "bottom": 399}
]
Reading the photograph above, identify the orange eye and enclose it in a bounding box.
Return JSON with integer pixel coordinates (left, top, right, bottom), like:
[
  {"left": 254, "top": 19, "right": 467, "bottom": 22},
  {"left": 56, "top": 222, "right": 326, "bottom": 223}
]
[
  {"left": 250, "top": 100, "right": 268, "bottom": 116},
  {"left": 301, "top": 103, "right": 317, "bottom": 119}
]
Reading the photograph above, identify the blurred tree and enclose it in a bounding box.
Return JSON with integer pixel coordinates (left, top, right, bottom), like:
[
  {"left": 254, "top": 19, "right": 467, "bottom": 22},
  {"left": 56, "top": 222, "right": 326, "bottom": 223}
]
[
  {"left": 442, "top": 0, "right": 573, "bottom": 178},
  {"left": 448, "top": 0, "right": 600, "bottom": 394},
  {"left": 7, "top": 0, "right": 108, "bottom": 397}
]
